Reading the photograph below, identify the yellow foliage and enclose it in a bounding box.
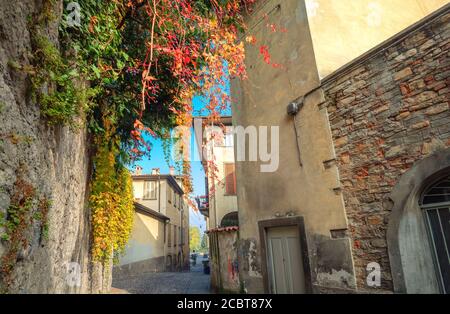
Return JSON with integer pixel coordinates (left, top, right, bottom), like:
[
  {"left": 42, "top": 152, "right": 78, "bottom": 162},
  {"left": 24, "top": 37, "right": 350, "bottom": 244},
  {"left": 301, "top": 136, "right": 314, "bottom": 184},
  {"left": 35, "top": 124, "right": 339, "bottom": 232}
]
[{"left": 90, "top": 126, "right": 134, "bottom": 265}]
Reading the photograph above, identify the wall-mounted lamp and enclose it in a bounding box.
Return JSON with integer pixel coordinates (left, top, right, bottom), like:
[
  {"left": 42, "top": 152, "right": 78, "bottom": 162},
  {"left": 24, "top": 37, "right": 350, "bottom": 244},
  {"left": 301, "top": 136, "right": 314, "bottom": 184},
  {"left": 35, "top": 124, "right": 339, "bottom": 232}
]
[{"left": 287, "top": 97, "right": 304, "bottom": 116}]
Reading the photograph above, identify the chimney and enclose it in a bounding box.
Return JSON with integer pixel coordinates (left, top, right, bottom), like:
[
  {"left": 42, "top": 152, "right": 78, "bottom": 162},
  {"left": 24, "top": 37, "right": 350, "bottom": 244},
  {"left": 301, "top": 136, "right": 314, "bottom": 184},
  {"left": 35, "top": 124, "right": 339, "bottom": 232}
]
[
  {"left": 169, "top": 166, "right": 175, "bottom": 176},
  {"left": 135, "top": 166, "right": 143, "bottom": 175},
  {"left": 152, "top": 168, "right": 160, "bottom": 175}
]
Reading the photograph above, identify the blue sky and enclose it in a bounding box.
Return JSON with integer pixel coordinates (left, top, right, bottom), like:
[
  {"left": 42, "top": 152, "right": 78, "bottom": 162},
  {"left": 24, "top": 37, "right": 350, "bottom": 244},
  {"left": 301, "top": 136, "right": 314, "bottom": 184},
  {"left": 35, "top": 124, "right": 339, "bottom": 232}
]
[{"left": 131, "top": 89, "right": 231, "bottom": 234}]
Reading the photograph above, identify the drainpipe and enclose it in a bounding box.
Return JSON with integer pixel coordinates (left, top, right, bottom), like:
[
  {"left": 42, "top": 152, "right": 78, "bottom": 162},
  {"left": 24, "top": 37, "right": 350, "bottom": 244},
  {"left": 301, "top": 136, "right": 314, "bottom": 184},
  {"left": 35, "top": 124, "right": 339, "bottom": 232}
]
[
  {"left": 209, "top": 134, "right": 218, "bottom": 229},
  {"left": 158, "top": 174, "right": 161, "bottom": 212},
  {"left": 213, "top": 177, "right": 218, "bottom": 228},
  {"left": 163, "top": 221, "right": 167, "bottom": 271},
  {"left": 287, "top": 86, "right": 323, "bottom": 167}
]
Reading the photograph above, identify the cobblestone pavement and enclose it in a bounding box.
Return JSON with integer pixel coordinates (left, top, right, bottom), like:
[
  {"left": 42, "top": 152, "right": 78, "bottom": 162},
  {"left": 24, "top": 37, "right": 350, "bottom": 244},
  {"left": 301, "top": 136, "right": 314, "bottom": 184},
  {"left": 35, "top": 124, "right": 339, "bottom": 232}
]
[{"left": 112, "top": 263, "right": 211, "bottom": 294}]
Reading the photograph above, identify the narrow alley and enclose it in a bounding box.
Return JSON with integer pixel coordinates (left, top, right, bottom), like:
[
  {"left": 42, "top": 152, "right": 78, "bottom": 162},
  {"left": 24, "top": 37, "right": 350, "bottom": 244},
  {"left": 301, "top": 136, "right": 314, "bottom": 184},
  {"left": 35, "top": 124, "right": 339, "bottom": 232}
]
[{"left": 112, "top": 257, "right": 211, "bottom": 294}]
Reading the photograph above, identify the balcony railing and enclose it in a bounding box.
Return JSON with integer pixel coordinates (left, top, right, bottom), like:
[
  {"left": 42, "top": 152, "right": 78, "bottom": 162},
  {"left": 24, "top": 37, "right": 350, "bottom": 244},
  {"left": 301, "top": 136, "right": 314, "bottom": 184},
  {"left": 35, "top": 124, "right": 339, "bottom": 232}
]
[{"left": 195, "top": 196, "right": 209, "bottom": 213}]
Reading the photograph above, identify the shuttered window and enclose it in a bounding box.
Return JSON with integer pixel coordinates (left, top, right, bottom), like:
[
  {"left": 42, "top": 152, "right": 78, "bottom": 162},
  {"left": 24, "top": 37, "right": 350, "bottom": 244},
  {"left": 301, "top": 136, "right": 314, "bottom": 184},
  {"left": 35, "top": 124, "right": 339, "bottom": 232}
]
[
  {"left": 143, "top": 181, "right": 157, "bottom": 199},
  {"left": 225, "top": 163, "right": 236, "bottom": 195}
]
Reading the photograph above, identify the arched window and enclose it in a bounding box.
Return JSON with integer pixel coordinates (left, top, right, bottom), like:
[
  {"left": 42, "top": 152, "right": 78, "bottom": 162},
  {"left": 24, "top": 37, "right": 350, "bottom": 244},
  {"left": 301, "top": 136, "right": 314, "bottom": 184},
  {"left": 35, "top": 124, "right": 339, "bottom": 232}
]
[
  {"left": 420, "top": 175, "right": 450, "bottom": 294},
  {"left": 220, "top": 212, "right": 239, "bottom": 228}
]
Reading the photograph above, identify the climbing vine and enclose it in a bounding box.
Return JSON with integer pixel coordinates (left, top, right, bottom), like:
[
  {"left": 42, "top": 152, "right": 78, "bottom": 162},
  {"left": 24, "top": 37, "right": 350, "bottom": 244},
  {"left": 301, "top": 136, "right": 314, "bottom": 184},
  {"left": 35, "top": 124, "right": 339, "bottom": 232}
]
[
  {"left": 89, "top": 119, "right": 134, "bottom": 264},
  {"left": 30, "top": 33, "right": 97, "bottom": 125},
  {"left": 9, "top": 0, "right": 267, "bottom": 266},
  {"left": 0, "top": 168, "right": 50, "bottom": 292}
]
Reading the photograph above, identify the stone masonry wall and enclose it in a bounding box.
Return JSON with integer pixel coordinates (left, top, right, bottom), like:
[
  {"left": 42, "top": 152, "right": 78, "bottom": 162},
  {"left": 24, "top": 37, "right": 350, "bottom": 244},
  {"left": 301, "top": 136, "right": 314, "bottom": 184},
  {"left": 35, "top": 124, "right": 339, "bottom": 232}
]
[
  {"left": 0, "top": 1, "right": 111, "bottom": 293},
  {"left": 322, "top": 9, "right": 450, "bottom": 292}
]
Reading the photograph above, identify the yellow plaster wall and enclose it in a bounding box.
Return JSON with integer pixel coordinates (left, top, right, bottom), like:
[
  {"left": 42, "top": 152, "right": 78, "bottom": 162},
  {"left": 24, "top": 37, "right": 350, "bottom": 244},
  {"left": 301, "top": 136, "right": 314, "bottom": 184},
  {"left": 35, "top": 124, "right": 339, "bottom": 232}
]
[{"left": 306, "top": 0, "right": 449, "bottom": 77}]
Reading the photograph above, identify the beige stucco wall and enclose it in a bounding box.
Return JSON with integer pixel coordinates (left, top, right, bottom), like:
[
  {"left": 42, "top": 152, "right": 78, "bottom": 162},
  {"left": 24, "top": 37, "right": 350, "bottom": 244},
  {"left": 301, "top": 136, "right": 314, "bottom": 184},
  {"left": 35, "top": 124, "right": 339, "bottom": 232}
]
[
  {"left": 205, "top": 126, "right": 239, "bottom": 229},
  {"left": 131, "top": 177, "right": 189, "bottom": 270},
  {"left": 162, "top": 181, "right": 186, "bottom": 268},
  {"left": 306, "top": 0, "right": 449, "bottom": 77},
  {"left": 119, "top": 212, "right": 165, "bottom": 266},
  {"left": 133, "top": 179, "right": 165, "bottom": 214}
]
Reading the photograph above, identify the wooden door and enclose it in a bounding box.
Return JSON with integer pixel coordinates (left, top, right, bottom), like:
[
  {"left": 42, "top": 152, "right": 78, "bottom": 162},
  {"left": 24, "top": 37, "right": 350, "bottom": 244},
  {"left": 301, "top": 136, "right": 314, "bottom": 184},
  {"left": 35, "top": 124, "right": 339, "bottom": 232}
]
[{"left": 266, "top": 226, "right": 306, "bottom": 294}]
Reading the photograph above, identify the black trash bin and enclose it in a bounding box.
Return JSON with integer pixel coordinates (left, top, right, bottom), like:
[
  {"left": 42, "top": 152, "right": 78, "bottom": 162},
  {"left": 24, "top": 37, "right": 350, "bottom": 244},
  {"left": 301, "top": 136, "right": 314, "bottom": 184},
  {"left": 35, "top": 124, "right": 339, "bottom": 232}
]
[{"left": 202, "top": 260, "right": 210, "bottom": 274}]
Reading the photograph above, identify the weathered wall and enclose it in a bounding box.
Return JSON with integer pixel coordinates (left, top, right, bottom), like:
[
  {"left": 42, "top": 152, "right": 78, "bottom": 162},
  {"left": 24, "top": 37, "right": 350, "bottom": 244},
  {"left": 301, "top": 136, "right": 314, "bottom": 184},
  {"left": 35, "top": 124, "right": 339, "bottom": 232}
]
[
  {"left": 232, "top": 0, "right": 355, "bottom": 293},
  {"left": 0, "top": 0, "right": 110, "bottom": 293},
  {"left": 113, "top": 256, "right": 165, "bottom": 281},
  {"left": 204, "top": 124, "right": 238, "bottom": 230},
  {"left": 307, "top": 0, "right": 449, "bottom": 77},
  {"left": 322, "top": 6, "right": 450, "bottom": 292},
  {"left": 209, "top": 230, "right": 240, "bottom": 293}
]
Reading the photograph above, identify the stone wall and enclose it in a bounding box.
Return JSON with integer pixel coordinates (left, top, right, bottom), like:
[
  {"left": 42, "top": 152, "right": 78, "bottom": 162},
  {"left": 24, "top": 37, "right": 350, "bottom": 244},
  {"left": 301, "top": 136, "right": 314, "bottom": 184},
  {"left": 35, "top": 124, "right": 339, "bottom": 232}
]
[
  {"left": 322, "top": 8, "right": 450, "bottom": 292},
  {"left": 0, "top": 0, "right": 110, "bottom": 293},
  {"left": 113, "top": 256, "right": 166, "bottom": 280}
]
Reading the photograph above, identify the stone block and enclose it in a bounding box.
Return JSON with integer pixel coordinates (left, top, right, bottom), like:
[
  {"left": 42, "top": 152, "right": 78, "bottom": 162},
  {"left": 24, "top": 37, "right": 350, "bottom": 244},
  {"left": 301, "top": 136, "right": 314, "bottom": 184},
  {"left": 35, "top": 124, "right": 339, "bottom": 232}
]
[
  {"left": 411, "top": 120, "right": 430, "bottom": 130},
  {"left": 394, "top": 67, "right": 413, "bottom": 81},
  {"left": 425, "top": 103, "right": 449, "bottom": 116}
]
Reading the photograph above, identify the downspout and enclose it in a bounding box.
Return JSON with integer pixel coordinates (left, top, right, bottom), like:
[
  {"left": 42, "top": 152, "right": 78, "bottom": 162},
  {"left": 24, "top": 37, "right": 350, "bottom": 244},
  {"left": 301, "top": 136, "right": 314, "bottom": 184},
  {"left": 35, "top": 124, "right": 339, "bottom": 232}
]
[
  {"left": 180, "top": 206, "right": 183, "bottom": 270},
  {"left": 163, "top": 221, "right": 167, "bottom": 271},
  {"left": 209, "top": 127, "right": 218, "bottom": 229},
  {"left": 287, "top": 86, "right": 323, "bottom": 167},
  {"left": 213, "top": 174, "right": 217, "bottom": 228},
  {"left": 158, "top": 174, "right": 161, "bottom": 212}
]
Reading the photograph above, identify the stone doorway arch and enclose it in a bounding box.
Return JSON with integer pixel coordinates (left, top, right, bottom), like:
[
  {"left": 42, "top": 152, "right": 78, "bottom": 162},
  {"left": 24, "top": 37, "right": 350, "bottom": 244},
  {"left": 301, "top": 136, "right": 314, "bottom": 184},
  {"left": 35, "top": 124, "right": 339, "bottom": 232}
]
[{"left": 387, "top": 148, "right": 450, "bottom": 294}]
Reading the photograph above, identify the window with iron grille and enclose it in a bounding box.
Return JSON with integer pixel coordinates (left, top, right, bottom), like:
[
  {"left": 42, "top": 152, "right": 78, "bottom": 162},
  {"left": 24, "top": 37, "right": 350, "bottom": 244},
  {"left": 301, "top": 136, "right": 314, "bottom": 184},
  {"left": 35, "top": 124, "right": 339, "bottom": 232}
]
[{"left": 420, "top": 174, "right": 450, "bottom": 294}]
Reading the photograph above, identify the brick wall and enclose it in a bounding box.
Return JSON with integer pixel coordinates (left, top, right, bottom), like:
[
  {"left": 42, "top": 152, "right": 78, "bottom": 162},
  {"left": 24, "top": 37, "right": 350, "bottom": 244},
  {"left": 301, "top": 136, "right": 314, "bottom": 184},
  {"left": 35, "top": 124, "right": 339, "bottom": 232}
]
[{"left": 322, "top": 10, "right": 450, "bottom": 292}]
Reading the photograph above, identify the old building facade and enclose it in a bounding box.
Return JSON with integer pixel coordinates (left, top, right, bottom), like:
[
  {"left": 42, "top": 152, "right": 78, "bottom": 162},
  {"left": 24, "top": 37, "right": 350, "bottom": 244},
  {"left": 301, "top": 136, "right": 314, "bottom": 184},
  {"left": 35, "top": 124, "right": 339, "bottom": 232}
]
[
  {"left": 197, "top": 117, "right": 241, "bottom": 293},
  {"left": 199, "top": 117, "right": 239, "bottom": 231},
  {"left": 114, "top": 168, "right": 190, "bottom": 277},
  {"left": 232, "top": 0, "right": 449, "bottom": 294},
  {"left": 322, "top": 7, "right": 450, "bottom": 293}
]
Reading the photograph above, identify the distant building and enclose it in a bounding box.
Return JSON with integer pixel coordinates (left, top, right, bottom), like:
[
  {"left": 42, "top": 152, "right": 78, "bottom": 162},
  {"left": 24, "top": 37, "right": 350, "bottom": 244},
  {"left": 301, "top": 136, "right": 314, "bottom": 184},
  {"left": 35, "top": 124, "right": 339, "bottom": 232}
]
[
  {"left": 197, "top": 117, "right": 239, "bottom": 229},
  {"left": 114, "top": 167, "right": 189, "bottom": 278},
  {"left": 196, "top": 117, "right": 240, "bottom": 293}
]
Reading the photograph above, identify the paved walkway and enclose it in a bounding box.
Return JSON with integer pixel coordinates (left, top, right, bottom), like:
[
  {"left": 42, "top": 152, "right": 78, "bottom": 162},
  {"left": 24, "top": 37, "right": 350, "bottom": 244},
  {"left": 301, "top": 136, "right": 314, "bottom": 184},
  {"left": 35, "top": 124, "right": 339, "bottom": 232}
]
[{"left": 111, "top": 263, "right": 210, "bottom": 294}]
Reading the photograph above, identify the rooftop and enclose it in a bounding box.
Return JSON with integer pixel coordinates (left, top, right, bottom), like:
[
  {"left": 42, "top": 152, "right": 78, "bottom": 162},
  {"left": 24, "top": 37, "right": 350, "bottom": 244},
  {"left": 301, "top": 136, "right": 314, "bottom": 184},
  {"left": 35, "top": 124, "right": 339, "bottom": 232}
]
[{"left": 132, "top": 174, "right": 185, "bottom": 195}]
